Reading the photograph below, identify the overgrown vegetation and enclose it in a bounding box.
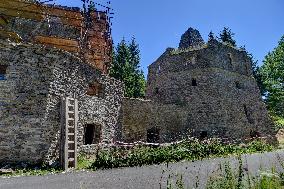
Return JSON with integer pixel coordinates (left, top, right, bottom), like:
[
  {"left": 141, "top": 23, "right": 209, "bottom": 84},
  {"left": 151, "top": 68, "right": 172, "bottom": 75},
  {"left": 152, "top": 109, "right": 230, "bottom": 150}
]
[
  {"left": 1, "top": 138, "right": 272, "bottom": 177},
  {"left": 0, "top": 163, "right": 62, "bottom": 177},
  {"left": 88, "top": 138, "right": 273, "bottom": 170},
  {"left": 166, "top": 158, "right": 284, "bottom": 189},
  {"left": 260, "top": 35, "right": 284, "bottom": 118}
]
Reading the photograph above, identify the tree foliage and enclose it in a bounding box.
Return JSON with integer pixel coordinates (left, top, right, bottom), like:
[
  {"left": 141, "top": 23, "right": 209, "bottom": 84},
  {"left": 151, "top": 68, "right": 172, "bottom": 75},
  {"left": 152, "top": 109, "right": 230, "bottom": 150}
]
[
  {"left": 110, "top": 38, "right": 146, "bottom": 98},
  {"left": 218, "top": 27, "right": 236, "bottom": 47},
  {"left": 260, "top": 35, "right": 284, "bottom": 116},
  {"left": 208, "top": 31, "right": 215, "bottom": 41}
]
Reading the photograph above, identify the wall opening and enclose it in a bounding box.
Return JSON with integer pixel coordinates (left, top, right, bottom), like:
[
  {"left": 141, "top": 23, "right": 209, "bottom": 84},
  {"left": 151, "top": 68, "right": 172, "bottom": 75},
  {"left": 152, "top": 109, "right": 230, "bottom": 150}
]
[
  {"left": 86, "top": 81, "right": 104, "bottom": 97},
  {"left": 228, "top": 53, "right": 233, "bottom": 63},
  {"left": 155, "top": 87, "right": 159, "bottom": 94},
  {"left": 192, "top": 78, "right": 197, "bottom": 86},
  {"left": 235, "top": 81, "right": 242, "bottom": 89},
  {"left": 228, "top": 53, "right": 233, "bottom": 69},
  {"left": 200, "top": 131, "right": 208, "bottom": 140},
  {"left": 156, "top": 65, "right": 161, "bottom": 74},
  {"left": 84, "top": 124, "right": 102, "bottom": 145},
  {"left": 0, "top": 65, "right": 8, "bottom": 80},
  {"left": 147, "top": 127, "right": 160, "bottom": 143},
  {"left": 244, "top": 105, "right": 254, "bottom": 124}
]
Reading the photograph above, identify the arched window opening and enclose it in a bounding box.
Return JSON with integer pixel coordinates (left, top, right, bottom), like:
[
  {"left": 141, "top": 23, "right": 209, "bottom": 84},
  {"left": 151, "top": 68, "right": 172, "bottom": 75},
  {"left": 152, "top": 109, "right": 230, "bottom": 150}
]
[
  {"left": 84, "top": 124, "right": 102, "bottom": 145},
  {"left": 147, "top": 127, "right": 160, "bottom": 143}
]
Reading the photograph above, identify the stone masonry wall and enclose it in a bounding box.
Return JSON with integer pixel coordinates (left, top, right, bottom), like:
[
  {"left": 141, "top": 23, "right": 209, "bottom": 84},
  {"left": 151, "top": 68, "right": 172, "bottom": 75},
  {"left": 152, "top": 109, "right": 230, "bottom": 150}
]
[
  {"left": 0, "top": 40, "right": 123, "bottom": 164},
  {"left": 121, "top": 98, "right": 188, "bottom": 143},
  {"left": 0, "top": 0, "right": 112, "bottom": 74},
  {"left": 121, "top": 36, "right": 275, "bottom": 143}
]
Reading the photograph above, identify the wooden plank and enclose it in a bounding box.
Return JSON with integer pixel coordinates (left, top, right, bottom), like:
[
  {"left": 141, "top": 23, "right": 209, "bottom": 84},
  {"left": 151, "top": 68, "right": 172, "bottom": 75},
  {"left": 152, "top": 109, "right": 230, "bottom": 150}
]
[
  {"left": 34, "top": 36, "right": 80, "bottom": 53},
  {"left": 74, "top": 98, "right": 78, "bottom": 169},
  {"left": 60, "top": 97, "right": 66, "bottom": 170},
  {"left": 64, "top": 97, "right": 69, "bottom": 170}
]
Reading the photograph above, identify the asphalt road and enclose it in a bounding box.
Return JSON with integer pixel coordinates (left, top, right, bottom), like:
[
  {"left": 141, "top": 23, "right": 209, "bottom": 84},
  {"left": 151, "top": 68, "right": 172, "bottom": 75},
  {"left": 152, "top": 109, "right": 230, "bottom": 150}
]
[{"left": 1, "top": 150, "right": 284, "bottom": 189}]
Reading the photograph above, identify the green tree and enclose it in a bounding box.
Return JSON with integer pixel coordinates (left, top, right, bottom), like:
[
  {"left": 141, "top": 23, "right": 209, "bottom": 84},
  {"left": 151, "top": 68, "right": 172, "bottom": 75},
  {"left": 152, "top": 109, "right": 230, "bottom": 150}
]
[
  {"left": 208, "top": 31, "right": 215, "bottom": 41},
  {"left": 110, "top": 38, "right": 146, "bottom": 98},
  {"left": 260, "top": 35, "right": 284, "bottom": 116},
  {"left": 218, "top": 27, "right": 236, "bottom": 47}
]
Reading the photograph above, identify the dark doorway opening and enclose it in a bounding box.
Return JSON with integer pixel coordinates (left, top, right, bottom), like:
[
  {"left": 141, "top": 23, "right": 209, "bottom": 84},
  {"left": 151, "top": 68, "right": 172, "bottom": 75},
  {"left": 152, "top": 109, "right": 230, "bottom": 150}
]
[
  {"left": 147, "top": 127, "right": 160, "bottom": 143},
  {"left": 84, "top": 124, "right": 101, "bottom": 145},
  {"left": 200, "top": 131, "right": 208, "bottom": 140}
]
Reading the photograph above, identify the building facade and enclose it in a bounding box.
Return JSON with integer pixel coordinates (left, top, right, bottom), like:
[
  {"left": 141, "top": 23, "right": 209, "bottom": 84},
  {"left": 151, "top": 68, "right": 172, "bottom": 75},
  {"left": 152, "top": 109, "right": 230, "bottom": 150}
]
[{"left": 0, "top": 0, "right": 123, "bottom": 165}]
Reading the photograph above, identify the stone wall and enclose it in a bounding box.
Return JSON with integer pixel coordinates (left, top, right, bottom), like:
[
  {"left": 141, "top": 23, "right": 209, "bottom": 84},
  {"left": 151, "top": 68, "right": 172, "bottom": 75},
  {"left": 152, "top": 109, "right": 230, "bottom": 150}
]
[
  {"left": 0, "top": 0, "right": 112, "bottom": 74},
  {"left": 121, "top": 31, "right": 275, "bottom": 143},
  {"left": 0, "top": 40, "right": 123, "bottom": 164},
  {"left": 121, "top": 98, "right": 188, "bottom": 143}
]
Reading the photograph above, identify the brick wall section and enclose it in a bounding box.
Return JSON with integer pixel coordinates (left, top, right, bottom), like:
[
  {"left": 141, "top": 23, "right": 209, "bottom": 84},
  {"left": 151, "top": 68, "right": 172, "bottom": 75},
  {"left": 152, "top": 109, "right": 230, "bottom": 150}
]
[
  {"left": 0, "top": 40, "right": 123, "bottom": 164},
  {"left": 0, "top": 0, "right": 112, "bottom": 74}
]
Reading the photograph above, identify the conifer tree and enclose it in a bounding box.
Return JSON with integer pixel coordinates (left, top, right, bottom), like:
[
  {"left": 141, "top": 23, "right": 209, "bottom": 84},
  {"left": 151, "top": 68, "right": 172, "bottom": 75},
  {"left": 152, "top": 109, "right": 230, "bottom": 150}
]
[
  {"left": 110, "top": 38, "right": 146, "bottom": 98},
  {"left": 218, "top": 27, "right": 236, "bottom": 47},
  {"left": 208, "top": 31, "right": 215, "bottom": 41}
]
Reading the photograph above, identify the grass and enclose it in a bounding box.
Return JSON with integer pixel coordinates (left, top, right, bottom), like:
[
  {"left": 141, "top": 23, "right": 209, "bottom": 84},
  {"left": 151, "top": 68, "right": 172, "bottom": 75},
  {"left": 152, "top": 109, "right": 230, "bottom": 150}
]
[
  {"left": 166, "top": 157, "right": 284, "bottom": 189},
  {"left": 206, "top": 163, "right": 284, "bottom": 189},
  {"left": 0, "top": 164, "right": 62, "bottom": 177}
]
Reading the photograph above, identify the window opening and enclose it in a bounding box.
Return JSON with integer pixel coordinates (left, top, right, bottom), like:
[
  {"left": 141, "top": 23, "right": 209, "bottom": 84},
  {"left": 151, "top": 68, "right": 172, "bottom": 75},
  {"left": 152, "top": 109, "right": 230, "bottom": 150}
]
[
  {"left": 244, "top": 105, "right": 254, "bottom": 124},
  {"left": 155, "top": 87, "right": 159, "bottom": 94},
  {"left": 86, "top": 82, "right": 104, "bottom": 97},
  {"left": 147, "top": 127, "right": 160, "bottom": 143},
  {"left": 192, "top": 78, "right": 197, "bottom": 86},
  {"left": 157, "top": 65, "right": 161, "bottom": 74},
  {"left": 0, "top": 65, "right": 8, "bottom": 80}
]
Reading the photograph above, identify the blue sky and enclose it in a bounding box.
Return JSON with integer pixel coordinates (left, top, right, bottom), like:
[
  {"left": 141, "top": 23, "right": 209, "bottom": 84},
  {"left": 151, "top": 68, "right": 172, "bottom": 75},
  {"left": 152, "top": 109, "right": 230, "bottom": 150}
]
[{"left": 53, "top": 0, "right": 284, "bottom": 76}]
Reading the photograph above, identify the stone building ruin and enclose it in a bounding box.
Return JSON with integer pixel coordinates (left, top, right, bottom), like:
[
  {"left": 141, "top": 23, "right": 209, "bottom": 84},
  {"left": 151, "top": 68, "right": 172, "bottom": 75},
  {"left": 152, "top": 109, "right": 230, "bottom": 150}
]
[
  {"left": 0, "top": 0, "right": 123, "bottom": 168},
  {"left": 0, "top": 0, "right": 276, "bottom": 168},
  {"left": 121, "top": 28, "right": 275, "bottom": 144}
]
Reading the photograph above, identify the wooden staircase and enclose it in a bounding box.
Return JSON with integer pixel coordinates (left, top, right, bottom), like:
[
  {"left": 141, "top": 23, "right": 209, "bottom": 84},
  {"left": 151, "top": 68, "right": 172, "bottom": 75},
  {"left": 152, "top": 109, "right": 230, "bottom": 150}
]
[{"left": 60, "top": 97, "right": 78, "bottom": 170}]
